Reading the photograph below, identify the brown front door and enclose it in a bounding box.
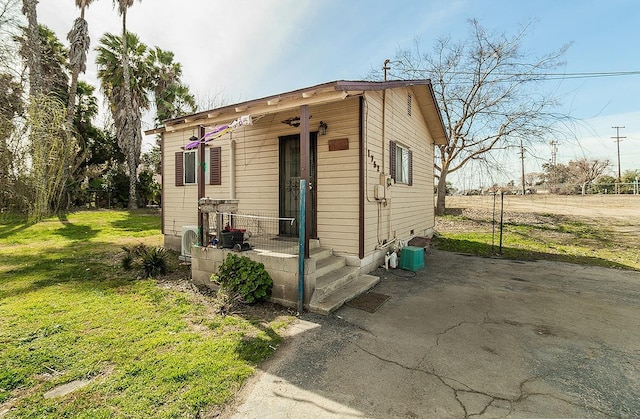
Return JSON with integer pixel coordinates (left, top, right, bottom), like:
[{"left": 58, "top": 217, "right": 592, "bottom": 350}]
[{"left": 279, "top": 133, "right": 317, "bottom": 237}]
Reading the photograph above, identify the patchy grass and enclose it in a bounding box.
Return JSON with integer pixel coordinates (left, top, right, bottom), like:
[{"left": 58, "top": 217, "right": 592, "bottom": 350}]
[
  {"left": 0, "top": 210, "right": 293, "bottom": 417},
  {"left": 434, "top": 209, "right": 640, "bottom": 270}
]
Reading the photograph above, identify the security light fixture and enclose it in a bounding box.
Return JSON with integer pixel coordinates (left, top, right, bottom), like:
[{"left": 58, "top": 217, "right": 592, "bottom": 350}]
[{"left": 319, "top": 121, "right": 328, "bottom": 135}]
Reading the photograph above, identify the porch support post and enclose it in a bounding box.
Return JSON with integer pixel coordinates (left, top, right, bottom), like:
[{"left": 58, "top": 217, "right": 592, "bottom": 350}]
[
  {"left": 229, "top": 136, "right": 236, "bottom": 199},
  {"left": 197, "top": 124, "right": 206, "bottom": 246},
  {"left": 358, "top": 96, "right": 365, "bottom": 259},
  {"left": 300, "top": 105, "right": 310, "bottom": 259},
  {"left": 298, "top": 179, "right": 307, "bottom": 313}
]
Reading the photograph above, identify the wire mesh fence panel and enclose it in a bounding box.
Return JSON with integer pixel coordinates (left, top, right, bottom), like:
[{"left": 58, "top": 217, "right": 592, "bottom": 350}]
[{"left": 208, "top": 212, "right": 299, "bottom": 255}]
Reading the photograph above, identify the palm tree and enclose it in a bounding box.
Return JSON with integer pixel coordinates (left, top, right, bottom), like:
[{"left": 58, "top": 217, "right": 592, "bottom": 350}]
[
  {"left": 112, "top": 0, "right": 140, "bottom": 209},
  {"left": 96, "top": 32, "right": 150, "bottom": 205},
  {"left": 37, "top": 25, "right": 69, "bottom": 103},
  {"left": 21, "top": 0, "right": 42, "bottom": 96},
  {"left": 147, "top": 46, "right": 196, "bottom": 125},
  {"left": 16, "top": 25, "right": 69, "bottom": 101},
  {"left": 66, "top": 0, "right": 94, "bottom": 129}
]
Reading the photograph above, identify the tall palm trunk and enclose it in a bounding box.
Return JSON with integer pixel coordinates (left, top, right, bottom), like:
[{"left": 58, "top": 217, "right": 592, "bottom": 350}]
[
  {"left": 22, "top": 0, "right": 42, "bottom": 96},
  {"left": 21, "top": 0, "right": 50, "bottom": 219},
  {"left": 66, "top": 5, "right": 89, "bottom": 129},
  {"left": 120, "top": 8, "right": 138, "bottom": 209}
]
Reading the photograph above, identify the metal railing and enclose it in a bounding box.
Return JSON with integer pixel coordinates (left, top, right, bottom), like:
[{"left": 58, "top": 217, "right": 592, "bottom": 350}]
[{"left": 207, "top": 211, "right": 299, "bottom": 255}]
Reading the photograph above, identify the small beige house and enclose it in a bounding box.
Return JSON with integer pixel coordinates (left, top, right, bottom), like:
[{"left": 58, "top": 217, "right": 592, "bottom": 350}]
[{"left": 148, "top": 80, "right": 447, "bottom": 313}]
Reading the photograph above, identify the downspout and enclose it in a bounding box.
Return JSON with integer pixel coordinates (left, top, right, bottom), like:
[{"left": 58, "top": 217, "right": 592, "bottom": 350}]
[
  {"left": 382, "top": 89, "right": 387, "bottom": 175},
  {"left": 197, "top": 125, "right": 206, "bottom": 246},
  {"left": 382, "top": 88, "right": 392, "bottom": 240},
  {"left": 160, "top": 132, "right": 164, "bottom": 235},
  {"left": 229, "top": 134, "right": 236, "bottom": 199}
]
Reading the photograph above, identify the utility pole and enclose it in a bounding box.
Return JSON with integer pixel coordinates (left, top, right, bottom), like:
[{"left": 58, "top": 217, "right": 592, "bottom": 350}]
[
  {"left": 549, "top": 140, "right": 558, "bottom": 194},
  {"left": 612, "top": 126, "right": 626, "bottom": 182},
  {"left": 550, "top": 140, "right": 558, "bottom": 166},
  {"left": 520, "top": 140, "right": 526, "bottom": 195},
  {"left": 383, "top": 59, "right": 391, "bottom": 81}
]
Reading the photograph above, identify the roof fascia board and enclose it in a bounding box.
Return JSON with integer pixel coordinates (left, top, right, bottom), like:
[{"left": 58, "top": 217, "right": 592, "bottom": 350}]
[
  {"left": 158, "top": 79, "right": 447, "bottom": 143},
  {"left": 164, "top": 89, "right": 350, "bottom": 132}
]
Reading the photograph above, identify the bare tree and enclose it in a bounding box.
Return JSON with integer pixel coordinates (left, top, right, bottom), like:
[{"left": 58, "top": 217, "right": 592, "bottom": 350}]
[
  {"left": 0, "top": 0, "right": 21, "bottom": 71},
  {"left": 569, "top": 158, "right": 609, "bottom": 195},
  {"left": 385, "top": 20, "right": 570, "bottom": 214},
  {"left": 196, "top": 89, "right": 230, "bottom": 114}
]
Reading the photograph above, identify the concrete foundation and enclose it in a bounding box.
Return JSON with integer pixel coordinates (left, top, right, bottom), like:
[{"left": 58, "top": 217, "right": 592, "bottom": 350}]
[{"left": 190, "top": 246, "right": 317, "bottom": 309}]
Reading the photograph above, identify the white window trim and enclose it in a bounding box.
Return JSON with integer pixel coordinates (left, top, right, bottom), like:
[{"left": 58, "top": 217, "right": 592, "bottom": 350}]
[{"left": 395, "top": 144, "right": 410, "bottom": 184}]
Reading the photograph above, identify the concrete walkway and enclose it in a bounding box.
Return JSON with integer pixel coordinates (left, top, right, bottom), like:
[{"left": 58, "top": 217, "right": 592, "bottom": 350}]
[{"left": 223, "top": 250, "right": 640, "bottom": 418}]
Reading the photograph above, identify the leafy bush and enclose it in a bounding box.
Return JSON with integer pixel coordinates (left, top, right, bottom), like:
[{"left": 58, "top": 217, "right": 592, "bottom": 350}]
[
  {"left": 212, "top": 253, "right": 273, "bottom": 304},
  {"left": 121, "top": 244, "right": 168, "bottom": 278},
  {"left": 139, "top": 246, "right": 168, "bottom": 278}
]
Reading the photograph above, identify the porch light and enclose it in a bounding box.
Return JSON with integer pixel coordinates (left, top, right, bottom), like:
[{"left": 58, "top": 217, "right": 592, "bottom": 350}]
[{"left": 319, "top": 121, "right": 328, "bottom": 136}]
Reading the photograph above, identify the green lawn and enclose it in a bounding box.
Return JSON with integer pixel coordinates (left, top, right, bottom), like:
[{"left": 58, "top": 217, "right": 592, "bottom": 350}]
[{"left": 0, "top": 210, "right": 292, "bottom": 417}]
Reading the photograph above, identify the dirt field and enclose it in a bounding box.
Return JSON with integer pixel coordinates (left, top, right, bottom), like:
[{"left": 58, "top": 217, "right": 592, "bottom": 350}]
[
  {"left": 434, "top": 194, "right": 640, "bottom": 271},
  {"left": 445, "top": 194, "right": 640, "bottom": 221},
  {"left": 443, "top": 194, "right": 640, "bottom": 236}
]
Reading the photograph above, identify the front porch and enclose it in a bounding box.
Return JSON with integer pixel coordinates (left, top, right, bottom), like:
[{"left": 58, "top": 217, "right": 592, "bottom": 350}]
[{"left": 189, "top": 240, "right": 380, "bottom": 314}]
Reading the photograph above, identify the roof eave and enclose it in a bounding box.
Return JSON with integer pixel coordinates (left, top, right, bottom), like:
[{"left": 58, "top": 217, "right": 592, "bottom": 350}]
[{"left": 150, "top": 80, "right": 449, "bottom": 143}]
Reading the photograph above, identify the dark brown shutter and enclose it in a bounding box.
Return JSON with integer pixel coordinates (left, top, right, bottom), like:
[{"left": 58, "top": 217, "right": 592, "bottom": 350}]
[
  {"left": 210, "top": 146, "right": 221, "bottom": 185},
  {"left": 389, "top": 141, "right": 396, "bottom": 181},
  {"left": 408, "top": 149, "right": 413, "bottom": 186},
  {"left": 175, "top": 152, "right": 184, "bottom": 186}
]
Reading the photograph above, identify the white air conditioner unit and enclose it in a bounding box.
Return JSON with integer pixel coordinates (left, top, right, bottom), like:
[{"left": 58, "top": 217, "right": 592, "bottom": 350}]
[{"left": 181, "top": 225, "right": 199, "bottom": 260}]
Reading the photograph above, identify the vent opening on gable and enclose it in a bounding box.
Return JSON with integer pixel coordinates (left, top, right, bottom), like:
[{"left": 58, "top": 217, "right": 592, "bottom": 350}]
[{"left": 407, "top": 93, "right": 412, "bottom": 116}]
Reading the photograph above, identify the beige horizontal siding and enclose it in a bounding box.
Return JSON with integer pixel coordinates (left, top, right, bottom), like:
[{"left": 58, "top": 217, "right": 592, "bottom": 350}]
[
  {"left": 314, "top": 99, "right": 360, "bottom": 255},
  {"left": 162, "top": 97, "right": 362, "bottom": 255},
  {"left": 362, "top": 88, "right": 436, "bottom": 252},
  {"left": 163, "top": 89, "right": 438, "bottom": 259}
]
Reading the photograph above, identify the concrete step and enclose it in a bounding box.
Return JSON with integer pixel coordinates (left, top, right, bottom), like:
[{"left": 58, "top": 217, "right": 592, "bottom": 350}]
[
  {"left": 309, "top": 246, "right": 332, "bottom": 261},
  {"left": 309, "top": 274, "right": 380, "bottom": 315},
  {"left": 314, "top": 255, "right": 347, "bottom": 278},
  {"left": 313, "top": 265, "right": 360, "bottom": 300}
]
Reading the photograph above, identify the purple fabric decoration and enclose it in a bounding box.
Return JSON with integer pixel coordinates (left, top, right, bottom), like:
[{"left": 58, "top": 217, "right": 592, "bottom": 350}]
[{"left": 181, "top": 116, "right": 252, "bottom": 150}]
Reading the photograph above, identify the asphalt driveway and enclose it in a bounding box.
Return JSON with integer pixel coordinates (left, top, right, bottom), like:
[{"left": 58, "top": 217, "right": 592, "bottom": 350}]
[{"left": 223, "top": 250, "right": 640, "bottom": 418}]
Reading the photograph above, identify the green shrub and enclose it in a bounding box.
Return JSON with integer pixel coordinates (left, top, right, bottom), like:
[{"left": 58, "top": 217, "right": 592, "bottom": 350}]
[
  {"left": 121, "top": 251, "right": 134, "bottom": 270},
  {"left": 120, "top": 244, "right": 168, "bottom": 278},
  {"left": 212, "top": 253, "right": 273, "bottom": 304},
  {"left": 139, "top": 246, "right": 168, "bottom": 278}
]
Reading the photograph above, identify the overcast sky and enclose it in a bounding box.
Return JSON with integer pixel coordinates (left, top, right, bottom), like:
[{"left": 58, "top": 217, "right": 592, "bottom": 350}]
[{"left": 37, "top": 0, "right": 640, "bottom": 185}]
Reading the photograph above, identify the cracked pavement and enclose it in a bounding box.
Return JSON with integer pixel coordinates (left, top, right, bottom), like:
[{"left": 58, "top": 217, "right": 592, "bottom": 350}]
[{"left": 223, "top": 250, "right": 640, "bottom": 418}]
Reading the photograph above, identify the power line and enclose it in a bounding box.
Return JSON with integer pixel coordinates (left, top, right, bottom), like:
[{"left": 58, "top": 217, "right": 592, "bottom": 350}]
[
  {"left": 389, "top": 69, "right": 640, "bottom": 82},
  {"left": 530, "top": 70, "right": 640, "bottom": 80}
]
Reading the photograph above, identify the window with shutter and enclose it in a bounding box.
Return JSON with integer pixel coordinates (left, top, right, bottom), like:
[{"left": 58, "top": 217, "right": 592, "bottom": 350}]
[
  {"left": 175, "top": 151, "right": 197, "bottom": 186},
  {"left": 175, "top": 152, "right": 184, "bottom": 186},
  {"left": 210, "top": 147, "right": 221, "bottom": 185},
  {"left": 389, "top": 141, "right": 396, "bottom": 181},
  {"left": 183, "top": 151, "right": 196, "bottom": 184},
  {"left": 390, "top": 141, "right": 412, "bottom": 185},
  {"left": 408, "top": 149, "right": 413, "bottom": 186}
]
